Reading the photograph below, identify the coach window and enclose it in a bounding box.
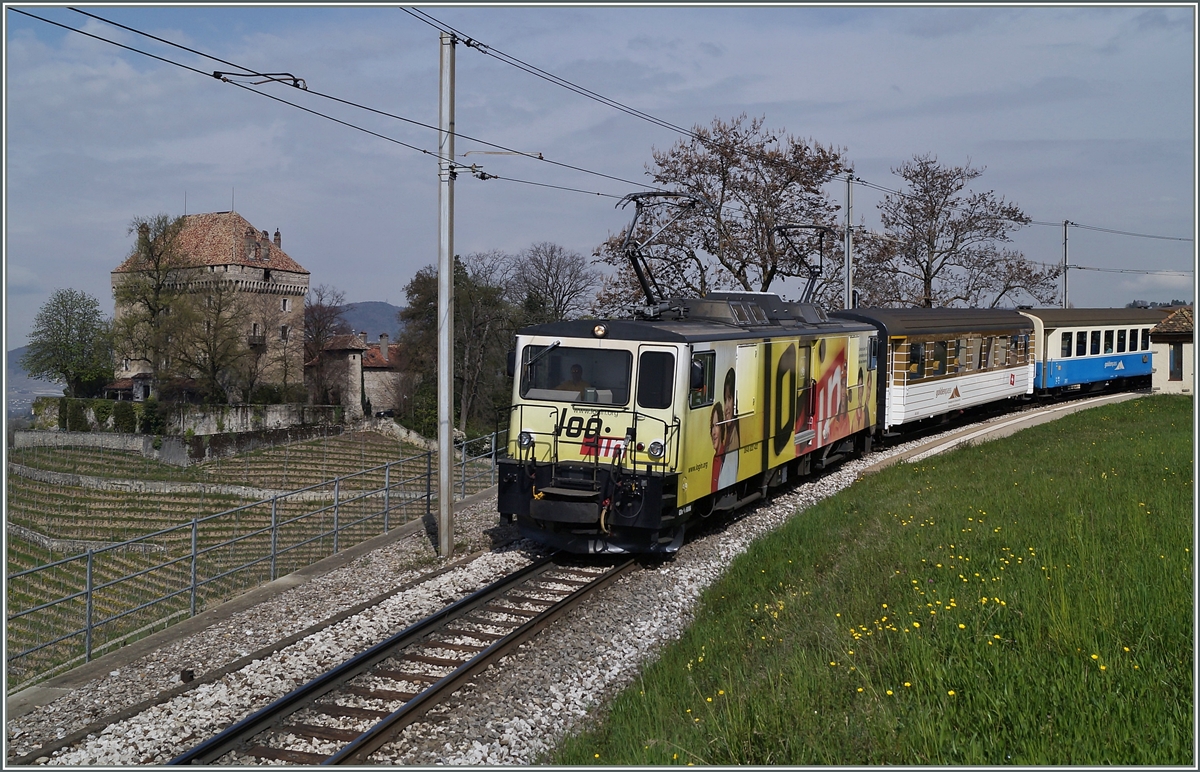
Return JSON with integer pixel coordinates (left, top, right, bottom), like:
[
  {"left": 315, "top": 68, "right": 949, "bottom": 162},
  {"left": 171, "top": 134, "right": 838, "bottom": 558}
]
[
  {"left": 1103, "top": 330, "right": 1114, "bottom": 354},
  {"left": 1076, "top": 331, "right": 1086, "bottom": 357},
  {"left": 868, "top": 337, "right": 879, "bottom": 371},
  {"left": 1090, "top": 331, "right": 1101, "bottom": 355},
  {"left": 1141, "top": 328, "right": 1151, "bottom": 350},
  {"left": 688, "top": 351, "right": 716, "bottom": 409},
  {"left": 995, "top": 337, "right": 1009, "bottom": 368},
  {"left": 1128, "top": 329, "right": 1138, "bottom": 351},
  {"left": 909, "top": 342, "right": 926, "bottom": 379},
  {"left": 638, "top": 351, "right": 676, "bottom": 410},
  {"left": 947, "top": 340, "right": 960, "bottom": 372},
  {"left": 1060, "top": 332, "right": 1072, "bottom": 358},
  {"left": 1117, "top": 329, "right": 1127, "bottom": 353},
  {"left": 968, "top": 337, "right": 982, "bottom": 372},
  {"left": 931, "top": 341, "right": 948, "bottom": 376}
]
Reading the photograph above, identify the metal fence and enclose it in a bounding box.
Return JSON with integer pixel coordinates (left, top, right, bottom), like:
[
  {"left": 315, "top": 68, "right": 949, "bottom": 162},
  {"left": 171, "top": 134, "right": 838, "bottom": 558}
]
[{"left": 5, "top": 430, "right": 506, "bottom": 693}]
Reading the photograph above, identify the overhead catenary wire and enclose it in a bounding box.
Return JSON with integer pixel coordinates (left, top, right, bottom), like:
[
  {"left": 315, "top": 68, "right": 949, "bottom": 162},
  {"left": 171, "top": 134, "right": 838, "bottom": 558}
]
[
  {"left": 64, "top": 6, "right": 663, "bottom": 195},
  {"left": 18, "top": 7, "right": 1194, "bottom": 256},
  {"left": 405, "top": 9, "right": 1194, "bottom": 245}
]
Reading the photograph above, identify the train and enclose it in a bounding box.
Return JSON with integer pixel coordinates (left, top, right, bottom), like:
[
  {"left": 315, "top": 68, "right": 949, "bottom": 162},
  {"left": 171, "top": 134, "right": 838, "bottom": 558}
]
[{"left": 496, "top": 294, "right": 1169, "bottom": 555}]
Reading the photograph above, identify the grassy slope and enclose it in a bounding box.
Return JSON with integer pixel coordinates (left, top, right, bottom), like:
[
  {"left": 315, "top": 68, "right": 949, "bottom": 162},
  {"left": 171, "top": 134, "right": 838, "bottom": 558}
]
[{"left": 554, "top": 396, "right": 1194, "bottom": 765}]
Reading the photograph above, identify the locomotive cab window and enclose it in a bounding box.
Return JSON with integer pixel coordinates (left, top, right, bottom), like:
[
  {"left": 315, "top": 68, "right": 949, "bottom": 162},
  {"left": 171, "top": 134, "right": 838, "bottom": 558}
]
[
  {"left": 520, "top": 345, "right": 632, "bottom": 404},
  {"left": 688, "top": 350, "right": 716, "bottom": 409},
  {"left": 637, "top": 350, "right": 676, "bottom": 410}
]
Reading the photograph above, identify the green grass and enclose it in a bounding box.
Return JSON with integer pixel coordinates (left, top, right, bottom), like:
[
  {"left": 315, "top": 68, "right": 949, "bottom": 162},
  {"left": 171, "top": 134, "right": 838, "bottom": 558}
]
[{"left": 554, "top": 396, "right": 1193, "bottom": 765}]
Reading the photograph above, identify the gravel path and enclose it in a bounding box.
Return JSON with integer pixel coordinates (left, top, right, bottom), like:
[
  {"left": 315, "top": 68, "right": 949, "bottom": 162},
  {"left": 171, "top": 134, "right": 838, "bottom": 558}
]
[{"left": 5, "top": 429, "right": 963, "bottom": 765}]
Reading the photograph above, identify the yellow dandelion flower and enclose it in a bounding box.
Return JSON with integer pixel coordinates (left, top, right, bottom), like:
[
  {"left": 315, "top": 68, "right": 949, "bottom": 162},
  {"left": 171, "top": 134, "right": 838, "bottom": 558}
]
[
  {"left": 913, "top": 622, "right": 920, "bottom": 628},
  {"left": 1100, "top": 665, "right": 1107, "bottom": 671},
  {"left": 904, "top": 682, "right": 911, "bottom": 687},
  {"left": 707, "top": 697, "right": 712, "bottom": 702},
  {"left": 948, "top": 690, "right": 956, "bottom": 696},
  {"left": 958, "top": 624, "right": 966, "bottom": 629},
  {"left": 857, "top": 687, "right": 864, "bottom": 693},
  {"left": 1091, "top": 654, "right": 1099, "bottom": 660},
  {"left": 994, "top": 634, "right": 1001, "bottom": 640},
  {"left": 886, "top": 690, "right": 894, "bottom": 696},
  {"left": 718, "top": 690, "right": 725, "bottom": 695}
]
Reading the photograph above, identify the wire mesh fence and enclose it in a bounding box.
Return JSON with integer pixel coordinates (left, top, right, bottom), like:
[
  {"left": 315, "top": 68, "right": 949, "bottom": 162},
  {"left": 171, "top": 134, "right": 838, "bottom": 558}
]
[{"left": 5, "top": 430, "right": 505, "bottom": 693}]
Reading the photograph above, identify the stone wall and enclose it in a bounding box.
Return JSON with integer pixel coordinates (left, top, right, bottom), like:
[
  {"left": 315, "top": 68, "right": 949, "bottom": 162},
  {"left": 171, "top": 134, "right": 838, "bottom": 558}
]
[
  {"left": 30, "top": 398, "right": 343, "bottom": 436},
  {"left": 6, "top": 522, "right": 165, "bottom": 555},
  {"left": 13, "top": 424, "right": 345, "bottom": 467}
]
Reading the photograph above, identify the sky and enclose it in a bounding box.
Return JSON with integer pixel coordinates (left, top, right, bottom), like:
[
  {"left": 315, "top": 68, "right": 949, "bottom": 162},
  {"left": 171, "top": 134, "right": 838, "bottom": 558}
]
[{"left": 4, "top": 3, "right": 1196, "bottom": 348}]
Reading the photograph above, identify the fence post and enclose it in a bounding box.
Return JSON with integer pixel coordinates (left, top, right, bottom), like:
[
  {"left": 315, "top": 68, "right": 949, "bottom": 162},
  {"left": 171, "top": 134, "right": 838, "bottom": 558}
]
[
  {"left": 85, "top": 550, "right": 94, "bottom": 663},
  {"left": 190, "top": 518, "right": 198, "bottom": 617},
  {"left": 425, "top": 450, "right": 432, "bottom": 518},
  {"left": 461, "top": 438, "right": 467, "bottom": 500},
  {"left": 490, "top": 431, "right": 497, "bottom": 487},
  {"left": 270, "top": 497, "right": 278, "bottom": 581},
  {"left": 383, "top": 462, "right": 391, "bottom": 533},
  {"left": 333, "top": 477, "right": 340, "bottom": 554}
]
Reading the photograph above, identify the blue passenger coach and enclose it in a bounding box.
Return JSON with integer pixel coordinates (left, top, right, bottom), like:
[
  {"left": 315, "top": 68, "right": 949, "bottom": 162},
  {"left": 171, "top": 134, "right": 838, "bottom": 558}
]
[{"left": 1017, "top": 308, "right": 1169, "bottom": 392}]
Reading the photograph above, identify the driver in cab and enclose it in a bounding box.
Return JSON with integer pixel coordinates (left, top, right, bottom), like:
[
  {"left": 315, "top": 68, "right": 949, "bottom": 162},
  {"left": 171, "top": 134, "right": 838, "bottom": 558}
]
[{"left": 556, "top": 363, "right": 589, "bottom": 398}]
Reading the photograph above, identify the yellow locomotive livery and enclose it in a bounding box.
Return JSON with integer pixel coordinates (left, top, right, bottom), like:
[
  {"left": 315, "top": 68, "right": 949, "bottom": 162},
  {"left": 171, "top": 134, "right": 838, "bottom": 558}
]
[{"left": 498, "top": 292, "right": 878, "bottom": 554}]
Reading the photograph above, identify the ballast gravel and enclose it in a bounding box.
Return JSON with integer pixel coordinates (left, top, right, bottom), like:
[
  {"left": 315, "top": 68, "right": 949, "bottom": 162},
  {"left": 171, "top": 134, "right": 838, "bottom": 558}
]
[{"left": 8, "top": 431, "right": 961, "bottom": 766}]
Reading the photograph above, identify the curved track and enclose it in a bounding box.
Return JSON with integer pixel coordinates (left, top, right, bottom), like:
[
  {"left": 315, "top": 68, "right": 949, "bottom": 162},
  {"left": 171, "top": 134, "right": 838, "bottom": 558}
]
[{"left": 168, "top": 555, "right": 636, "bottom": 765}]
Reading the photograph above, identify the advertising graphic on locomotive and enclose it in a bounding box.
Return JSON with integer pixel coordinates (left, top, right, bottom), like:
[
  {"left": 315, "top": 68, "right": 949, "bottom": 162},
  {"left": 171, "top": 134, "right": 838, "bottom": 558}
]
[{"left": 497, "top": 292, "right": 878, "bottom": 554}]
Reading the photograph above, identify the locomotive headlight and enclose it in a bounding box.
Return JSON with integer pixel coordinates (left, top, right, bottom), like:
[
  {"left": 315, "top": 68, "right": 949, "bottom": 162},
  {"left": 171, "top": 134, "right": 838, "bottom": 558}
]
[
  {"left": 647, "top": 440, "right": 665, "bottom": 459},
  {"left": 593, "top": 323, "right": 609, "bottom": 338},
  {"left": 517, "top": 431, "right": 534, "bottom": 449}
]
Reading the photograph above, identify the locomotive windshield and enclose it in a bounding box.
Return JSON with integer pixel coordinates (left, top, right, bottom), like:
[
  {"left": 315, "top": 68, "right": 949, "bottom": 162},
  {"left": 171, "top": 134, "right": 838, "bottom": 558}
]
[{"left": 520, "top": 345, "right": 632, "bottom": 405}]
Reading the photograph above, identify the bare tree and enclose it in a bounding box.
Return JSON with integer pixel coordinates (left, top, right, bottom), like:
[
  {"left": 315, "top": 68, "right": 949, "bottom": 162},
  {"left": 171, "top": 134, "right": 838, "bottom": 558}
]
[
  {"left": 304, "top": 284, "right": 350, "bottom": 403},
  {"left": 111, "top": 214, "right": 193, "bottom": 392},
  {"left": 515, "top": 242, "right": 600, "bottom": 323},
  {"left": 172, "top": 280, "right": 250, "bottom": 403},
  {"left": 596, "top": 114, "right": 847, "bottom": 304},
  {"left": 855, "top": 154, "right": 1060, "bottom": 308},
  {"left": 304, "top": 284, "right": 350, "bottom": 363}
]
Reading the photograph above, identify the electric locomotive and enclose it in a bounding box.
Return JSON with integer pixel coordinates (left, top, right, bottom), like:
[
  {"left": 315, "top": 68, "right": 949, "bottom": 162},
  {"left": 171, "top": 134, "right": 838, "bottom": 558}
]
[{"left": 497, "top": 292, "right": 879, "bottom": 554}]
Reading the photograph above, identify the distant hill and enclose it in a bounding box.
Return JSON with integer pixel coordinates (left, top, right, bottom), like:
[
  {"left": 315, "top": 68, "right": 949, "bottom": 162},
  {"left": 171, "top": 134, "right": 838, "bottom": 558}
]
[
  {"left": 6, "top": 346, "right": 64, "bottom": 419},
  {"left": 341, "top": 301, "right": 405, "bottom": 341}
]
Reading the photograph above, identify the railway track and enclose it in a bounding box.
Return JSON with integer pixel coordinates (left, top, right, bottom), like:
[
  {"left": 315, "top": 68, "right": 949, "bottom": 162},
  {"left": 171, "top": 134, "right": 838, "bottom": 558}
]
[{"left": 168, "top": 554, "right": 637, "bottom": 765}]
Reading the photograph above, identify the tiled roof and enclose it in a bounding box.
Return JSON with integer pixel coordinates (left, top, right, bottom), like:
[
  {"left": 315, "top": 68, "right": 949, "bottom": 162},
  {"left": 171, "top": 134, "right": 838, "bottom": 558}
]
[
  {"left": 362, "top": 344, "right": 402, "bottom": 368},
  {"left": 1152, "top": 306, "right": 1193, "bottom": 335},
  {"left": 325, "top": 334, "right": 369, "bottom": 351},
  {"left": 114, "top": 211, "right": 309, "bottom": 274}
]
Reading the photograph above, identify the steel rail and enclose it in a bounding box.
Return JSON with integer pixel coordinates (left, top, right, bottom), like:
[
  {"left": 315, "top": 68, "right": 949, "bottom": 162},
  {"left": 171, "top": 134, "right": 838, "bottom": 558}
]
[
  {"left": 326, "top": 556, "right": 638, "bottom": 764},
  {"left": 166, "top": 553, "right": 557, "bottom": 764},
  {"left": 167, "top": 554, "right": 635, "bottom": 765}
]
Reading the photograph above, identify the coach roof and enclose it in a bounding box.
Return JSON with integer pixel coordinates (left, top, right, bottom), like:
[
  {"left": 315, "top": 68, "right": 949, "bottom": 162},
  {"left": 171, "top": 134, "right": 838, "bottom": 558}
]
[{"left": 831, "top": 307, "right": 1033, "bottom": 337}]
